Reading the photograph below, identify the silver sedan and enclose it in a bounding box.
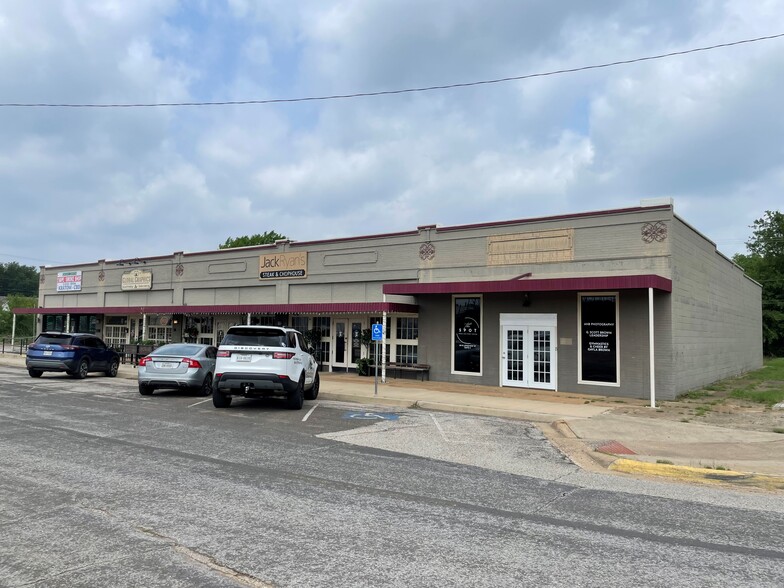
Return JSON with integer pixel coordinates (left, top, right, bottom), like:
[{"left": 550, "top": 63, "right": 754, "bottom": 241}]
[{"left": 137, "top": 343, "right": 217, "bottom": 396}]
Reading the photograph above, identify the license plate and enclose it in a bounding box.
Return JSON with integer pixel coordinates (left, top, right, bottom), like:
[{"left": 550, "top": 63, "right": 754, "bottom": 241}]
[
  {"left": 156, "top": 362, "right": 178, "bottom": 369},
  {"left": 235, "top": 354, "right": 252, "bottom": 362},
  {"left": 43, "top": 350, "right": 53, "bottom": 356}
]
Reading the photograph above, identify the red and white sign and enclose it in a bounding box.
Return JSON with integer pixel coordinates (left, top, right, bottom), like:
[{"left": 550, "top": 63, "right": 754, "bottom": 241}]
[{"left": 56, "top": 271, "right": 82, "bottom": 292}]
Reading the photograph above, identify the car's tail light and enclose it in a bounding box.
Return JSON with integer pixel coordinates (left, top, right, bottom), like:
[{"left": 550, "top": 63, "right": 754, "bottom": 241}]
[
  {"left": 217, "top": 350, "right": 231, "bottom": 357},
  {"left": 182, "top": 358, "right": 202, "bottom": 368},
  {"left": 138, "top": 356, "right": 151, "bottom": 366},
  {"left": 278, "top": 374, "right": 289, "bottom": 379},
  {"left": 60, "top": 345, "right": 78, "bottom": 350},
  {"left": 273, "top": 352, "right": 295, "bottom": 359}
]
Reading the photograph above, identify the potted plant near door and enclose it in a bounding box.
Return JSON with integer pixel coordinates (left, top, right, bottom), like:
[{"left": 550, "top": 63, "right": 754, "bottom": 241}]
[
  {"left": 356, "top": 328, "right": 374, "bottom": 376},
  {"left": 303, "top": 328, "right": 323, "bottom": 368}
]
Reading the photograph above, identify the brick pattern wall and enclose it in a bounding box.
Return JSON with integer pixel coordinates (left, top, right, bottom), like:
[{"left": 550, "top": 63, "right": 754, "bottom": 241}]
[{"left": 670, "top": 218, "right": 763, "bottom": 393}]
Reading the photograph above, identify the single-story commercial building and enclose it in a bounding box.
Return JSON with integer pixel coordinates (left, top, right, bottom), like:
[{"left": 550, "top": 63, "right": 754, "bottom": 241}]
[{"left": 15, "top": 198, "right": 762, "bottom": 401}]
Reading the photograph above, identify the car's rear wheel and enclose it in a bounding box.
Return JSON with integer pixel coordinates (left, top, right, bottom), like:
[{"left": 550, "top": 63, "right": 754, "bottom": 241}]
[
  {"left": 28, "top": 368, "right": 43, "bottom": 378},
  {"left": 73, "top": 359, "right": 89, "bottom": 379},
  {"left": 213, "top": 387, "right": 231, "bottom": 408},
  {"left": 105, "top": 359, "right": 119, "bottom": 377},
  {"left": 198, "top": 374, "right": 213, "bottom": 396},
  {"left": 304, "top": 371, "right": 320, "bottom": 400},
  {"left": 286, "top": 376, "right": 305, "bottom": 410},
  {"left": 138, "top": 382, "right": 153, "bottom": 396}
]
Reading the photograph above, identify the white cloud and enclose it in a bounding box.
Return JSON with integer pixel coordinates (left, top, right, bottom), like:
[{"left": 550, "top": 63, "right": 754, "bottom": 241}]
[{"left": 1, "top": 0, "right": 783, "bottom": 268}]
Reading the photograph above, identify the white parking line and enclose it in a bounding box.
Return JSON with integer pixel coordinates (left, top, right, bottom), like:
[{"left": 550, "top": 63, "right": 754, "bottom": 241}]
[
  {"left": 91, "top": 395, "right": 133, "bottom": 402},
  {"left": 302, "top": 403, "right": 319, "bottom": 422},
  {"left": 430, "top": 413, "right": 450, "bottom": 442},
  {"left": 188, "top": 398, "right": 213, "bottom": 408}
]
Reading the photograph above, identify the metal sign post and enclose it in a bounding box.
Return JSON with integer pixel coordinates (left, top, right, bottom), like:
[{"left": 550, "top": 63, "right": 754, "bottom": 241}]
[{"left": 371, "top": 323, "right": 383, "bottom": 396}]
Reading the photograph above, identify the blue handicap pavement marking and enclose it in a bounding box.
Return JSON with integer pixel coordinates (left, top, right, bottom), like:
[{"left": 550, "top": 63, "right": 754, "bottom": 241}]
[{"left": 343, "top": 411, "right": 399, "bottom": 421}]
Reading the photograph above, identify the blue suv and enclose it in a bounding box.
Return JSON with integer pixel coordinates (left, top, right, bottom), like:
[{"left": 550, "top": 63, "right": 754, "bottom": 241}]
[{"left": 26, "top": 332, "right": 120, "bottom": 379}]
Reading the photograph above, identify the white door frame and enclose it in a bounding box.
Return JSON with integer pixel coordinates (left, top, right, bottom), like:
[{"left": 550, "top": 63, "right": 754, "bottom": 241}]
[
  {"left": 499, "top": 313, "right": 558, "bottom": 390},
  {"left": 331, "top": 317, "right": 364, "bottom": 371}
]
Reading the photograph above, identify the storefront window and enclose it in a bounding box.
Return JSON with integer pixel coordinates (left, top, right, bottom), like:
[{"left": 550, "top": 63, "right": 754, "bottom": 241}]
[
  {"left": 396, "top": 317, "right": 418, "bottom": 339},
  {"left": 312, "top": 316, "right": 331, "bottom": 364},
  {"left": 369, "top": 343, "right": 389, "bottom": 364},
  {"left": 396, "top": 344, "right": 418, "bottom": 364},
  {"left": 44, "top": 315, "right": 65, "bottom": 332},
  {"left": 147, "top": 326, "right": 171, "bottom": 344},
  {"left": 453, "top": 296, "right": 482, "bottom": 374},
  {"left": 578, "top": 293, "right": 619, "bottom": 385},
  {"left": 104, "top": 326, "right": 128, "bottom": 348}
]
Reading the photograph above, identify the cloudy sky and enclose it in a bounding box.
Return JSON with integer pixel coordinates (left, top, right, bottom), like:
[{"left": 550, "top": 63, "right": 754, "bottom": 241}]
[{"left": 1, "top": 1, "right": 782, "bottom": 268}]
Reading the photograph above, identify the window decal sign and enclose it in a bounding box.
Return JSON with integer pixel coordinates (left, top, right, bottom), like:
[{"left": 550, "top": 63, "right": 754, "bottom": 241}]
[
  {"left": 454, "top": 296, "right": 481, "bottom": 374},
  {"left": 580, "top": 294, "right": 618, "bottom": 384},
  {"left": 56, "top": 271, "right": 82, "bottom": 292}
]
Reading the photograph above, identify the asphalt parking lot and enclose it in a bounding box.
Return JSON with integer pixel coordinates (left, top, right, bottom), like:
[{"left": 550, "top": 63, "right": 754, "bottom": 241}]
[{"left": 3, "top": 364, "right": 784, "bottom": 587}]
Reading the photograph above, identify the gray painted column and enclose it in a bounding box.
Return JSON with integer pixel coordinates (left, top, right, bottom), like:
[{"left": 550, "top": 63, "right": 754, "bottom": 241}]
[
  {"left": 142, "top": 314, "right": 147, "bottom": 341},
  {"left": 649, "top": 287, "right": 656, "bottom": 408},
  {"left": 66, "top": 314, "right": 70, "bottom": 333},
  {"left": 247, "top": 312, "right": 251, "bottom": 325},
  {"left": 11, "top": 314, "right": 16, "bottom": 345}
]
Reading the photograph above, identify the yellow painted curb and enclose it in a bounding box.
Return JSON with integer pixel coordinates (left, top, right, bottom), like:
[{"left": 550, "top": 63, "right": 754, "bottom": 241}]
[{"left": 610, "top": 458, "right": 784, "bottom": 491}]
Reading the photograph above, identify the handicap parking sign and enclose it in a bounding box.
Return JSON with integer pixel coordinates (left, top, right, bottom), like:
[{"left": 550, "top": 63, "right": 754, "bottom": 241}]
[{"left": 371, "top": 323, "right": 384, "bottom": 341}]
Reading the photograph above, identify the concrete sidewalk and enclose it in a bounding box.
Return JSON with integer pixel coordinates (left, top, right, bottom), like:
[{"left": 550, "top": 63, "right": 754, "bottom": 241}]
[{"left": 3, "top": 352, "right": 782, "bottom": 489}]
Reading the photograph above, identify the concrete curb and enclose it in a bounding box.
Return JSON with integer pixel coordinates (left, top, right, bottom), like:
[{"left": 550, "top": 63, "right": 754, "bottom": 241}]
[{"left": 610, "top": 458, "right": 784, "bottom": 491}]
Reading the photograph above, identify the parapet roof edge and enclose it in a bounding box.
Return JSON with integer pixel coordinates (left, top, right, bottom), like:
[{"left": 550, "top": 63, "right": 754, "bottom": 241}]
[
  {"left": 434, "top": 204, "right": 673, "bottom": 234},
  {"left": 40, "top": 203, "right": 674, "bottom": 269}
]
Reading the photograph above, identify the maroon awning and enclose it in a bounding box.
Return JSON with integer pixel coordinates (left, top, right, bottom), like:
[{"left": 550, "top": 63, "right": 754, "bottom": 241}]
[
  {"left": 14, "top": 302, "right": 418, "bottom": 315},
  {"left": 383, "top": 274, "right": 672, "bottom": 295}
]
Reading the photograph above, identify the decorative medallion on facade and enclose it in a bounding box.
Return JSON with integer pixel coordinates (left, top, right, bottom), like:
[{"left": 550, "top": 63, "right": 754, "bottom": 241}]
[
  {"left": 98, "top": 270, "right": 105, "bottom": 282},
  {"left": 419, "top": 242, "right": 436, "bottom": 261},
  {"left": 641, "top": 221, "right": 668, "bottom": 243},
  {"left": 175, "top": 264, "right": 184, "bottom": 277}
]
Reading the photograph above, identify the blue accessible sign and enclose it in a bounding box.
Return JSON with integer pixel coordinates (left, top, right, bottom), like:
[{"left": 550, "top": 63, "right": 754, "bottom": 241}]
[{"left": 371, "top": 323, "right": 384, "bottom": 341}]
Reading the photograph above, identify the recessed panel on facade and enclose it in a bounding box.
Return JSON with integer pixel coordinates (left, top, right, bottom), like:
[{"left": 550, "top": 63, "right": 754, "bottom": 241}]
[{"left": 259, "top": 252, "right": 308, "bottom": 280}]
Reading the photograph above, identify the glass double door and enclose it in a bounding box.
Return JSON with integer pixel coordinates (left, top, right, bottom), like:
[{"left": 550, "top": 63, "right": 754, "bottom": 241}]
[
  {"left": 332, "top": 318, "right": 364, "bottom": 371},
  {"left": 500, "top": 314, "right": 557, "bottom": 390}
]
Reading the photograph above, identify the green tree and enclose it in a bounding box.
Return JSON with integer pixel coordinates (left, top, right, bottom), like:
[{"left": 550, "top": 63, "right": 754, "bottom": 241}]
[
  {"left": 0, "top": 262, "right": 39, "bottom": 297},
  {"left": 0, "top": 294, "right": 37, "bottom": 338},
  {"left": 733, "top": 210, "right": 784, "bottom": 356},
  {"left": 219, "top": 231, "right": 287, "bottom": 249}
]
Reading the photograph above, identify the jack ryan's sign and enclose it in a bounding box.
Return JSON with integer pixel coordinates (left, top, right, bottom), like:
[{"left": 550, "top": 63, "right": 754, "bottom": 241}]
[{"left": 258, "top": 252, "right": 308, "bottom": 280}]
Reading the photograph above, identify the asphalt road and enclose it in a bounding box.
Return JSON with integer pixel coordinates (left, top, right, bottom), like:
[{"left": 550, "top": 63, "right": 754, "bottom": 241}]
[{"left": 1, "top": 365, "right": 783, "bottom": 587}]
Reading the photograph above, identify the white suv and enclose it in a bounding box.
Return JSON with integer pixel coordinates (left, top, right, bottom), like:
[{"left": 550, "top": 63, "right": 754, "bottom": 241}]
[{"left": 212, "top": 325, "right": 319, "bottom": 410}]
